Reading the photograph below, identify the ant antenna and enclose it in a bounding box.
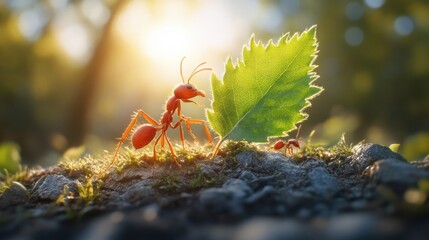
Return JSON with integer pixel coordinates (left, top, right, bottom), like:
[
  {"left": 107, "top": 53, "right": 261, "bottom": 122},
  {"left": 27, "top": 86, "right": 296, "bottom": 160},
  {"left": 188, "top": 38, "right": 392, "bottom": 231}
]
[
  {"left": 180, "top": 57, "right": 186, "bottom": 84},
  {"left": 180, "top": 57, "right": 212, "bottom": 84},
  {"left": 187, "top": 66, "right": 212, "bottom": 83},
  {"left": 295, "top": 124, "right": 302, "bottom": 139}
]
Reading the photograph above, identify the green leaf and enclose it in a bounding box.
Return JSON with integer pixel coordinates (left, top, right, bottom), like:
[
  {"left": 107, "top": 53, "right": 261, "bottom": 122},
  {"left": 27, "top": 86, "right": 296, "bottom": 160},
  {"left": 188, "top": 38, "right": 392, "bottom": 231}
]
[
  {"left": 206, "top": 26, "right": 322, "bottom": 143},
  {"left": 0, "top": 141, "right": 21, "bottom": 174}
]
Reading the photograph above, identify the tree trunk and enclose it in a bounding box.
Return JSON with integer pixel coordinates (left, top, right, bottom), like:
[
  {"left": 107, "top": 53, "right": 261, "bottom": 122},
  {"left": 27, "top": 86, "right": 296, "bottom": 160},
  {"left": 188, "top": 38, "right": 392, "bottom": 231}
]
[{"left": 66, "top": 0, "right": 130, "bottom": 146}]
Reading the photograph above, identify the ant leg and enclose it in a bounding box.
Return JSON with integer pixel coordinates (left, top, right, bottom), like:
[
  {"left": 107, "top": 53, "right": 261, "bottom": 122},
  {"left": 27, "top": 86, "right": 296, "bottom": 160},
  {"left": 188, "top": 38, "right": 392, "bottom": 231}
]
[
  {"left": 176, "top": 102, "right": 187, "bottom": 148},
  {"left": 173, "top": 103, "right": 188, "bottom": 149},
  {"left": 179, "top": 123, "right": 186, "bottom": 148},
  {"left": 170, "top": 118, "right": 190, "bottom": 149},
  {"left": 161, "top": 133, "right": 165, "bottom": 149},
  {"left": 153, "top": 132, "right": 163, "bottom": 160},
  {"left": 165, "top": 134, "right": 181, "bottom": 166},
  {"left": 185, "top": 120, "right": 198, "bottom": 143},
  {"left": 97, "top": 110, "right": 159, "bottom": 178},
  {"left": 151, "top": 132, "right": 163, "bottom": 173},
  {"left": 288, "top": 146, "right": 293, "bottom": 155},
  {"left": 184, "top": 119, "right": 213, "bottom": 146},
  {"left": 136, "top": 109, "right": 161, "bottom": 126}
]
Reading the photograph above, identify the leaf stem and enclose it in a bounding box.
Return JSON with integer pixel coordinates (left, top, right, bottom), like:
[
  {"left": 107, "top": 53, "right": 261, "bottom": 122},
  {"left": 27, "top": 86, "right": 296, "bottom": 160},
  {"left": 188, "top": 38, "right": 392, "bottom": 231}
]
[{"left": 211, "top": 138, "right": 224, "bottom": 160}]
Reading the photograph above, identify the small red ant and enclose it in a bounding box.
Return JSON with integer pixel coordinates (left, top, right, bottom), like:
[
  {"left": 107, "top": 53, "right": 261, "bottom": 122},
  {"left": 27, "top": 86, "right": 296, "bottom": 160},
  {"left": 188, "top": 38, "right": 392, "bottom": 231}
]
[
  {"left": 98, "top": 57, "right": 213, "bottom": 177},
  {"left": 273, "top": 125, "right": 302, "bottom": 155}
]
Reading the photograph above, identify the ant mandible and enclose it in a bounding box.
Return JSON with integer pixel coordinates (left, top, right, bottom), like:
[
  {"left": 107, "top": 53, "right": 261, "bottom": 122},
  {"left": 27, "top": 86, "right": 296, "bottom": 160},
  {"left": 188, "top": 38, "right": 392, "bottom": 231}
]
[
  {"left": 98, "top": 57, "right": 213, "bottom": 177},
  {"left": 273, "top": 125, "right": 302, "bottom": 155}
]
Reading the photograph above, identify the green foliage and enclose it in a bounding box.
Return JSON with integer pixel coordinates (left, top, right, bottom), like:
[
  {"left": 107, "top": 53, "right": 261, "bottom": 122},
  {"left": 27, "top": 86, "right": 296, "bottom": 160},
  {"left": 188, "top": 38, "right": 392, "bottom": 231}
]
[
  {"left": 56, "top": 178, "right": 100, "bottom": 220},
  {"left": 378, "top": 179, "right": 429, "bottom": 216},
  {"left": 76, "top": 179, "right": 100, "bottom": 204},
  {"left": 400, "top": 132, "right": 429, "bottom": 161},
  {"left": 207, "top": 26, "right": 322, "bottom": 144},
  {"left": 0, "top": 142, "right": 21, "bottom": 174},
  {"left": 297, "top": 134, "right": 354, "bottom": 163},
  {"left": 0, "top": 166, "right": 30, "bottom": 197}
]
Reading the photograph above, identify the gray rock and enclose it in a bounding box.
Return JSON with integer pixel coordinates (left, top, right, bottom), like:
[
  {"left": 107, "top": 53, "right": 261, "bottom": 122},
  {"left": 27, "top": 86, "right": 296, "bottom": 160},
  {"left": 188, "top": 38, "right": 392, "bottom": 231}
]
[
  {"left": 31, "top": 174, "right": 77, "bottom": 201},
  {"left": 366, "top": 158, "right": 429, "bottom": 188},
  {"left": 308, "top": 167, "right": 342, "bottom": 198},
  {"left": 0, "top": 181, "right": 29, "bottom": 209},
  {"left": 284, "top": 190, "right": 316, "bottom": 209},
  {"left": 241, "top": 151, "right": 307, "bottom": 184},
  {"left": 351, "top": 143, "right": 406, "bottom": 173},
  {"left": 248, "top": 176, "right": 277, "bottom": 190},
  {"left": 198, "top": 163, "right": 218, "bottom": 179},
  {"left": 302, "top": 159, "right": 326, "bottom": 169},
  {"left": 103, "top": 166, "right": 153, "bottom": 192},
  {"left": 198, "top": 179, "right": 252, "bottom": 215},
  {"left": 262, "top": 152, "right": 294, "bottom": 171},
  {"left": 222, "top": 179, "right": 253, "bottom": 198},
  {"left": 236, "top": 151, "right": 261, "bottom": 168},
  {"left": 411, "top": 156, "right": 429, "bottom": 170},
  {"left": 238, "top": 170, "right": 257, "bottom": 183},
  {"left": 276, "top": 162, "right": 307, "bottom": 183},
  {"left": 120, "top": 179, "right": 155, "bottom": 205},
  {"left": 245, "top": 185, "right": 276, "bottom": 204}
]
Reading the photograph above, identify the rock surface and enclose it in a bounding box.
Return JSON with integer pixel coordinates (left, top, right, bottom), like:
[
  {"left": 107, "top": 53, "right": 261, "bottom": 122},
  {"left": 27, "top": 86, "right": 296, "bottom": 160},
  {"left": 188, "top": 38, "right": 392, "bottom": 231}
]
[
  {"left": 31, "top": 174, "right": 77, "bottom": 201},
  {"left": 0, "top": 181, "right": 29, "bottom": 209},
  {"left": 351, "top": 143, "right": 406, "bottom": 172},
  {"left": 1, "top": 143, "right": 429, "bottom": 240}
]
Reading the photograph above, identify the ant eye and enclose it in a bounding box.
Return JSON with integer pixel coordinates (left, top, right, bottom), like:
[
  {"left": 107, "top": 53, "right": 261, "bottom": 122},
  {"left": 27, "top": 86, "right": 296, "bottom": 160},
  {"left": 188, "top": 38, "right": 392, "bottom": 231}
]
[{"left": 186, "top": 85, "right": 193, "bottom": 89}]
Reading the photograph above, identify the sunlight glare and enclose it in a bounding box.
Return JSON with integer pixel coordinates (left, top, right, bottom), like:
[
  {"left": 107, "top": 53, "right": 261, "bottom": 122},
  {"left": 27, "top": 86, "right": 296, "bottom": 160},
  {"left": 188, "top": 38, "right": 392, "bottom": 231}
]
[
  {"left": 116, "top": 1, "right": 197, "bottom": 70},
  {"left": 114, "top": 0, "right": 252, "bottom": 83},
  {"left": 142, "top": 23, "right": 193, "bottom": 66}
]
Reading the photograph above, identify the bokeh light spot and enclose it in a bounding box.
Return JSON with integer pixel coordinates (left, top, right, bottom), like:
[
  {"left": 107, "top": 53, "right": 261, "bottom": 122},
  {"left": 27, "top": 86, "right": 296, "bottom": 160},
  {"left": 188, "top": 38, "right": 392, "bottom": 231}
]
[
  {"left": 394, "top": 16, "right": 414, "bottom": 36},
  {"left": 55, "top": 23, "right": 91, "bottom": 63},
  {"left": 80, "top": 0, "right": 110, "bottom": 27},
  {"left": 48, "top": 0, "right": 69, "bottom": 11},
  {"left": 404, "top": 189, "right": 426, "bottom": 205},
  {"left": 5, "top": 0, "right": 35, "bottom": 11},
  {"left": 345, "top": 2, "right": 364, "bottom": 21},
  {"left": 364, "top": 0, "right": 385, "bottom": 9},
  {"left": 258, "top": 6, "right": 283, "bottom": 33},
  {"left": 345, "top": 27, "right": 364, "bottom": 46},
  {"left": 18, "top": 6, "right": 49, "bottom": 41}
]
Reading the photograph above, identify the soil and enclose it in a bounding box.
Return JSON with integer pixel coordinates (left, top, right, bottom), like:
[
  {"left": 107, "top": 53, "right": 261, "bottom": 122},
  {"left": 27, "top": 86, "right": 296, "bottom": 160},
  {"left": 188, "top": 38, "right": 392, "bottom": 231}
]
[{"left": 1, "top": 143, "right": 429, "bottom": 240}]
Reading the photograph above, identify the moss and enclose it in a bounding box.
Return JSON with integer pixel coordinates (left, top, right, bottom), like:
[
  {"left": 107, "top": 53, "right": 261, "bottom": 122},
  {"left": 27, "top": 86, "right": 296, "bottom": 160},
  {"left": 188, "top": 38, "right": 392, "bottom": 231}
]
[
  {"left": 188, "top": 166, "right": 220, "bottom": 190},
  {"left": 152, "top": 167, "right": 218, "bottom": 194},
  {"left": 0, "top": 167, "right": 31, "bottom": 196},
  {"left": 55, "top": 177, "right": 101, "bottom": 220},
  {"left": 296, "top": 134, "right": 354, "bottom": 164},
  {"left": 217, "top": 140, "right": 259, "bottom": 163},
  {"left": 152, "top": 172, "right": 183, "bottom": 193}
]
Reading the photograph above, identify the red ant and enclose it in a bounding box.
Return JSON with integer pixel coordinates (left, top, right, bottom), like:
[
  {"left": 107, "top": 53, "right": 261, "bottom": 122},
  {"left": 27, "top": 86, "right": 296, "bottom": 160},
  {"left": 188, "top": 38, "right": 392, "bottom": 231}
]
[
  {"left": 98, "top": 57, "right": 213, "bottom": 177},
  {"left": 273, "top": 125, "right": 302, "bottom": 155}
]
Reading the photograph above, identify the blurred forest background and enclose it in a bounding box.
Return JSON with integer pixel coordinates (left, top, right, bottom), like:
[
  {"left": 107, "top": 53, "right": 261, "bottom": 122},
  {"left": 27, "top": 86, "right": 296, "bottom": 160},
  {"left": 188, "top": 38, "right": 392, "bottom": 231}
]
[{"left": 1, "top": 0, "right": 428, "bottom": 168}]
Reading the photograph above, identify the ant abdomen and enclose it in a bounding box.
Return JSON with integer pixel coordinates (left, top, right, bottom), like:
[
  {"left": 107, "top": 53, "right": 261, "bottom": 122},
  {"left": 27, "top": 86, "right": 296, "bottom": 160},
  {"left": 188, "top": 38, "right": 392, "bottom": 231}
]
[{"left": 132, "top": 124, "right": 157, "bottom": 149}]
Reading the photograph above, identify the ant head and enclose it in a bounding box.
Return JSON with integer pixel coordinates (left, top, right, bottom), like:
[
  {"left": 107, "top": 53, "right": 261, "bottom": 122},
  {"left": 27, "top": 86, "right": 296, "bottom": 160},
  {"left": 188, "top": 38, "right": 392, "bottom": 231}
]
[
  {"left": 287, "top": 139, "right": 300, "bottom": 148},
  {"left": 174, "top": 57, "right": 211, "bottom": 100},
  {"left": 287, "top": 125, "right": 302, "bottom": 148},
  {"left": 174, "top": 83, "right": 205, "bottom": 99}
]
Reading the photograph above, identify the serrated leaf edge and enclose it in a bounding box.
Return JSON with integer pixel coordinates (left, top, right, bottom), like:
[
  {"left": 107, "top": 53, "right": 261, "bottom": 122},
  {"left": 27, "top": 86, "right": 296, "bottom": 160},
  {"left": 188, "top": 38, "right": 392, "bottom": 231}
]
[{"left": 211, "top": 25, "right": 323, "bottom": 141}]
